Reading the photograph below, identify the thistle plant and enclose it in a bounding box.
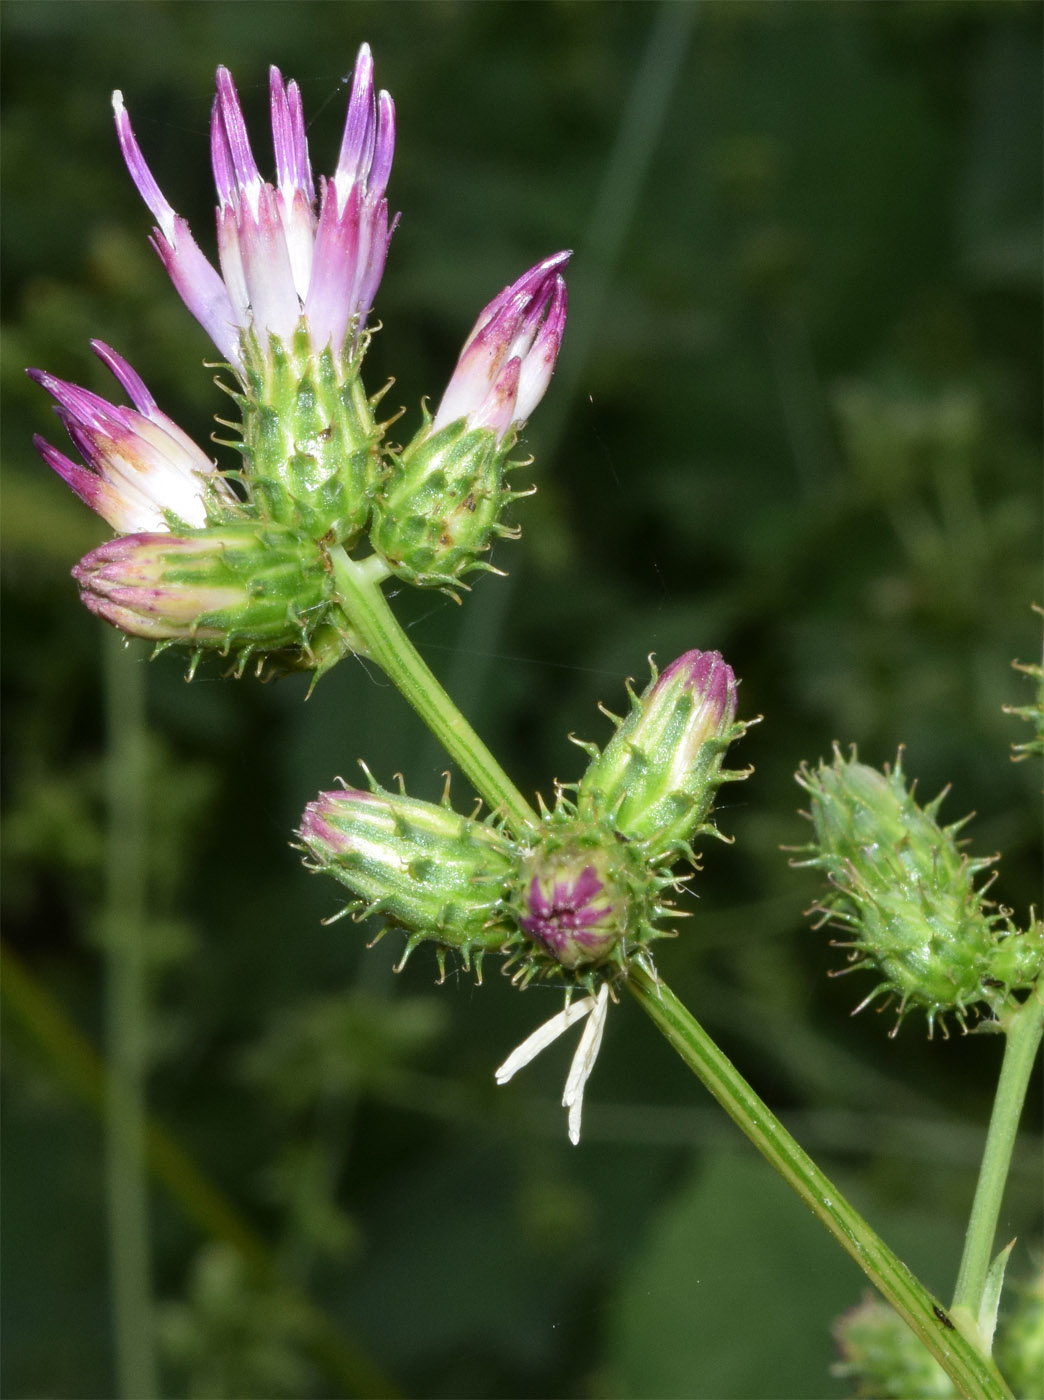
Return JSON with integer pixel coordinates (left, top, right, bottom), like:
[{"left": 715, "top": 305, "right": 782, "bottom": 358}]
[{"left": 24, "top": 39, "right": 1042, "bottom": 1400}]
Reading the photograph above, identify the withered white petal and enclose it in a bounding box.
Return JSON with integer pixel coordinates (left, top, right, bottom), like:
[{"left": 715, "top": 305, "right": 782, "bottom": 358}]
[
  {"left": 494, "top": 995, "right": 596, "bottom": 1085},
  {"left": 562, "top": 983, "right": 610, "bottom": 1145}
]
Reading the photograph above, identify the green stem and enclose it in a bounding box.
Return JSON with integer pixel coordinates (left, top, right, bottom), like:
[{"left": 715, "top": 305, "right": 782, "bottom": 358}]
[
  {"left": 626, "top": 965, "right": 1013, "bottom": 1400},
  {"left": 951, "top": 994, "right": 1044, "bottom": 1326},
  {"left": 329, "top": 548, "right": 538, "bottom": 831},
  {"left": 102, "top": 633, "right": 157, "bottom": 1400}
]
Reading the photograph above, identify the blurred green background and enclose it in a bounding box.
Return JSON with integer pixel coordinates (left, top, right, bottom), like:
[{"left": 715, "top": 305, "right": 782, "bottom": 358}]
[{"left": 2, "top": 2, "right": 1041, "bottom": 1397}]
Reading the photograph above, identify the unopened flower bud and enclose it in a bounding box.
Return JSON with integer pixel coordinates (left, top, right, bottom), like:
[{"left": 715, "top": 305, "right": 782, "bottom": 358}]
[
  {"left": 298, "top": 781, "right": 519, "bottom": 976},
  {"left": 370, "top": 253, "right": 568, "bottom": 590},
  {"left": 72, "top": 522, "right": 332, "bottom": 659},
  {"left": 795, "top": 749, "right": 1042, "bottom": 1032},
  {"left": 578, "top": 650, "right": 748, "bottom": 859},
  {"left": 507, "top": 810, "right": 678, "bottom": 986}
]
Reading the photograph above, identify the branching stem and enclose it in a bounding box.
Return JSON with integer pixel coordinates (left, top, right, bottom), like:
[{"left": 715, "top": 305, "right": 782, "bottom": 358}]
[
  {"left": 327, "top": 557, "right": 1020, "bottom": 1400},
  {"left": 329, "top": 548, "right": 538, "bottom": 831}
]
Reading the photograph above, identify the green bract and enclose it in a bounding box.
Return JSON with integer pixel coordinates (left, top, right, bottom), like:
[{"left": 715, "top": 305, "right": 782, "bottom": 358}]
[
  {"left": 370, "top": 413, "right": 523, "bottom": 591},
  {"left": 232, "top": 329, "right": 383, "bottom": 548}
]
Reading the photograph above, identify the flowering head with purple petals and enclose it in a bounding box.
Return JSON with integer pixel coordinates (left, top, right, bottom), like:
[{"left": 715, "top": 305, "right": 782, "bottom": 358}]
[
  {"left": 112, "top": 43, "right": 396, "bottom": 377},
  {"left": 27, "top": 340, "right": 235, "bottom": 534},
  {"left": 519, "top": 849, "right": 621, "bottom": 971},
  {"left": 28, "top": 40, "right": 570, "bottom": 663},
  {"left": 432, "top": 252, "right": 569, "bottom": 443}
]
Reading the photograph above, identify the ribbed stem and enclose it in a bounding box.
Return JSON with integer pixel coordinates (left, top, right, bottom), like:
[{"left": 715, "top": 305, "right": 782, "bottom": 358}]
[
  {"left": 329, "top": 547, "right": 538, "bottom": 831},
  {"left": 626, "top": 965, "right": 1013, "bottom": 1400},
  {"left": 951, "top": 995, "right": 1044, "bottom": 1326}
]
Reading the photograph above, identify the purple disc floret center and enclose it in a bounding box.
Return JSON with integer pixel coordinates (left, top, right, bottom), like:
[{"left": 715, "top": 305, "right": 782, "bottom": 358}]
[{"left": 521, "top": 864, "right": 613, "bottom": 959}]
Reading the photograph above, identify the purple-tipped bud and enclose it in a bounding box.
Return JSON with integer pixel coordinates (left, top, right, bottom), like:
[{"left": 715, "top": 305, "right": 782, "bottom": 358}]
[
  {"left": 370, "top": 252, "right": 569, "bottom": 589},
  {"left": 578, "top": 650, "right": 747, "bottom": 858},
  {"left": 432, "top": 252, "right": 570, "bottom": 442},
  {"left": 71, "top": 522, "right": 332, "bottom": 651},
  {"left": 519, "top": 847, "right": 621, "bottom": 970},
  {"left": 299, "top": 783, "right": 518, "bottom": 971},
  {"left": 27, "top": 342, "right": 233, "bottom": 533},
  {"left": 113, "top": 43, "right": 397, "bottom": 373}
]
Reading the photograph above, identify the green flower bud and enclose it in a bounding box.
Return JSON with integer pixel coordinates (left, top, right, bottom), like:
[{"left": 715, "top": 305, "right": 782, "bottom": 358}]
[
  {"left": 72, "top": 521, "right": 334, "bottom": 668},
  {"left": 233, "top": 329, "right": 382, "bottom": 547},
  {"left": 795, "top": 749, "right": 1040, "bottom": 1033},
  {"left": 298, "top": 777, "right": 519, "bottom": 978},
  {"left": 577, "top": 650, "right": 750, "bottom": 861},
  {"left": 832, "top": 1295, "right": 955, "bottom": 1399},
  {"left": 369, "top": 412, "right": 523, "bottom": 591}
]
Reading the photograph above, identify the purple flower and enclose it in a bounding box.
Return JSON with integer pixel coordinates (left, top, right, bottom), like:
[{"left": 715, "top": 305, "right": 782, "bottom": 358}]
[
  {"left": 432, "top": 251, "right": 570, "bottom": 442},
  {"left": 27, "top": 341, "right": 233, "bottom": 533},
  {"left": 112, "top": 43, "right": 397, "bottom": 373},
  {"left": 519, "top": 851, "right": 619, "bottom": 970}
]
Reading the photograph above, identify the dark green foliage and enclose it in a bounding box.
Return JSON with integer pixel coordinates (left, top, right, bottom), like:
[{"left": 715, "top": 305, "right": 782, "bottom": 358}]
[{"left": 3, "top": 3, "right": 1041, "bottom": 1398}]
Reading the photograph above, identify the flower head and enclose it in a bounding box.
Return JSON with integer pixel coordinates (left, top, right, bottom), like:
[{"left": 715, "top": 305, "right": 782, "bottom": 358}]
[
  {"left": 795, "top": 748, "right": 1043, "bottom": 1032},
  {"left": 113, "top": 44, "right": 397, "bottom": 374},
  {"left": 370, "top": 251, "right": 570, "bottom": 589},
  {"left": 28, "top": 341, "right": 232, "bottom": 533},
  {"left": 519, "top": 846, "right": 622, "bottom": 970},
  {"left": 432, "top": 251, "right": 570, "bottom": 442}
]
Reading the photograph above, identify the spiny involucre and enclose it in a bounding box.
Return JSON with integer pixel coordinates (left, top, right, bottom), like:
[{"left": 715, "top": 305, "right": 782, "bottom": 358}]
[{"left": 795, "top": 748, "right": 1042, "bottom": 1034}]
